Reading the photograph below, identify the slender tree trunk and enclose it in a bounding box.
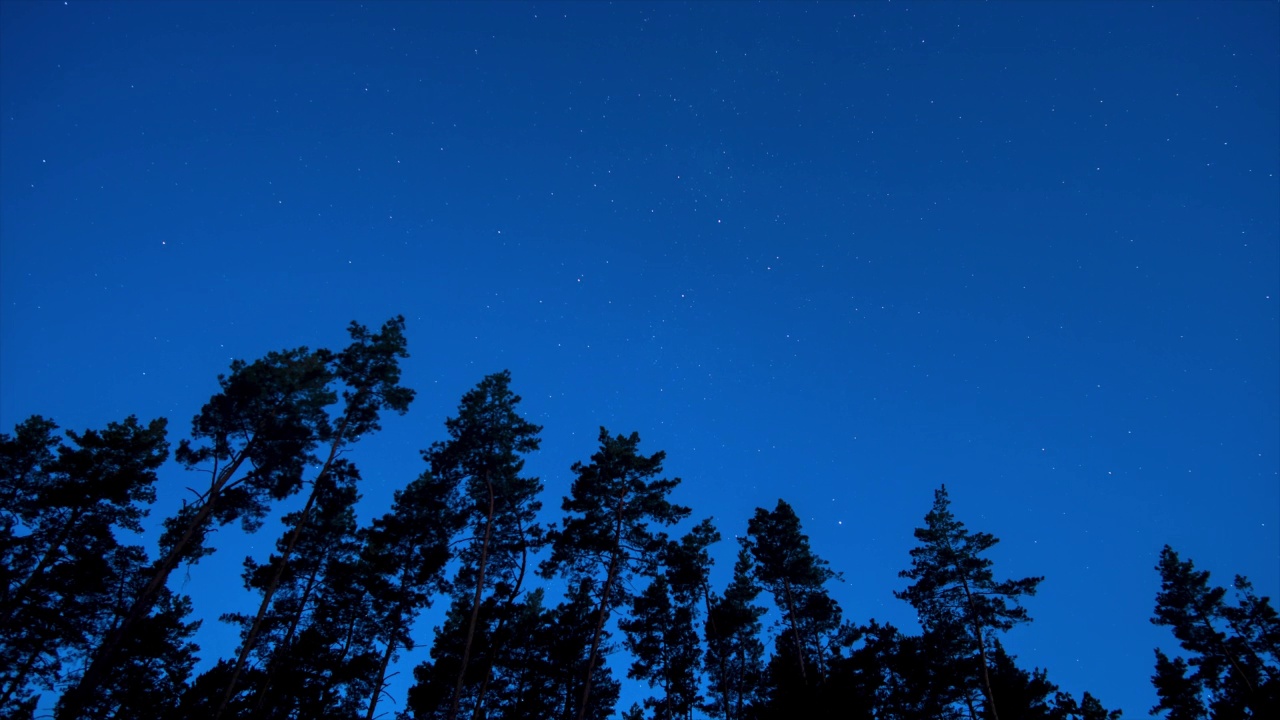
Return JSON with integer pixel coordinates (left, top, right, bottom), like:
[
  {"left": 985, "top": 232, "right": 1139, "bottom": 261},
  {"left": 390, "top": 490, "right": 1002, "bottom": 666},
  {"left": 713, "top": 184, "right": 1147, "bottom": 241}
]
[
  {"left": 779, "top": 579, "right": 809, "bottom": 685},
  {"left": 60, "top": 451, "right": 248, "bottom": 718},
  {"left": 215, "top": 428, "right": 347, "bottom": 720},
  {"left": 957, "top": 572, "right": 997, "bottom": 720},
  {"left": 449, "top": 472, "right": 495, "bottom": 720},
  {"left": 471, "top": 525, "right": 531, "bottom": 720},
  {"left": 365, "top": 606, "right": 403, "bottom": 720},
  {"left": 577, "top": 551, "right": 622, "bottom": 720}
]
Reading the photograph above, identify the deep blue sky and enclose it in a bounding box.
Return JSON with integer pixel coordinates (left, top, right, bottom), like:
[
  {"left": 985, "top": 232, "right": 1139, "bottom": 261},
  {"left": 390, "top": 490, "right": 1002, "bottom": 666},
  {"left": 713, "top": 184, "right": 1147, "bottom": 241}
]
[{"left": 2, "top": 1, "right": 1277, "bottom": 716}]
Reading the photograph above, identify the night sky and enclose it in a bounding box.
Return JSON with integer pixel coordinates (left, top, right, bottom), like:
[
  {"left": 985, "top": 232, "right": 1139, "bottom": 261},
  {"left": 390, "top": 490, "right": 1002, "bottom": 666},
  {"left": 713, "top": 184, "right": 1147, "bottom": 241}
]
[{"left": 2, "top": 1, "right": 1277, "bottom": 716}]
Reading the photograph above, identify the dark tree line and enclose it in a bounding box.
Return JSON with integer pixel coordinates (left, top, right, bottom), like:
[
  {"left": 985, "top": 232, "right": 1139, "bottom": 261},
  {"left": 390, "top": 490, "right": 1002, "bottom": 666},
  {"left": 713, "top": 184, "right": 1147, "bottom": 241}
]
[{"left": 1, "top": 318, "right": 1275, "bottom": 719}]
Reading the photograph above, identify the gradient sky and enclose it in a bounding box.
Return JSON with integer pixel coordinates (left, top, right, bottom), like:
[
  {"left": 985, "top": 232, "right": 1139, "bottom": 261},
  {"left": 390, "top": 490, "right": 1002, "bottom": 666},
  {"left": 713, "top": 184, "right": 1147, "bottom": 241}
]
[{"left": 2, "top": 1, "right": 1277, "bottom": 716}]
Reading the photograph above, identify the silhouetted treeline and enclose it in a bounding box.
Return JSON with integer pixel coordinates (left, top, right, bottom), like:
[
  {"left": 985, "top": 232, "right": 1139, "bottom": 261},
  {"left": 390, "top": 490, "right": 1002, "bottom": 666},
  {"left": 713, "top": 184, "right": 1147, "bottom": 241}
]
[{"left": 1, "top": 318, "right": 1276, "bottom": 719}]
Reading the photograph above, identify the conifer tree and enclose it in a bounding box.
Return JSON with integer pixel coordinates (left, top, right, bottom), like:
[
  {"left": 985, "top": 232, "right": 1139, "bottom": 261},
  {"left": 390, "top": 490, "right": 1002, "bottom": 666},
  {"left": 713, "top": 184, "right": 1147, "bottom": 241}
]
[
  {"left": 59, "top": 345, "right": 335, "bottom": 718},
  {"left": 541, "top": 428, "right": 691, "bottom": 720},
  {"left": 1150, "top": 545, "right": 1280, "bottom": 718},
  {"left": 620, "top": 519, "right": 719, "bottom": 720},
  {"left": 620, "top": 577, "right": 699, "bottom": 720},
  {"left": 209, "top": 460, "right": 370, "bottom": 718},
  {"left": 703, "top": 545, "right": 766, "bottom": 720},
  {"left": 0, "top": 415, "right": 168, "bottom": 715},
  {"left": 61, "top": 317, "right": 412, "bottom": 719},
  {"left": 895, "top": 485, "right": 1044, "bottom": 720},
  {"left": 411, "top": 370, "right": 543, "bottom": 720},
  {"left": 217, "top": 317, "right": 414, "bottom": 717},
  {"left": 743, "top": 499, "right": 844, "bottom": 697},
  {"left": 358, "top": 468, "right": 459, "bottom": 720}
]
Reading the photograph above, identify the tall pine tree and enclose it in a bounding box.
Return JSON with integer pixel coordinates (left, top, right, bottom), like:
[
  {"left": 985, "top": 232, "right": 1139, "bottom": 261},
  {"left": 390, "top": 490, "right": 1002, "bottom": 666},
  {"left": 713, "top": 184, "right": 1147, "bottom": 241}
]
[
  {"left": 703, "top": 544, "right": 766, "bottom": 720},
  {"left": 743, "top": 498, "right": 844, "bottom": 709},
  {"left": 895, "top": 485, "right": 1043, "bottom": 720},
  {"left": 620, "top": 519, "right": 719, "bottom": 720},
  {"left": 413, "top": 371, "right": 542, "bottom": 720},
  {"left": 216, "top": 317, "right": 415, "bottom": 717},
  {"left": 358, "top": 467, "right": 459, "bottom": 720},
  {"left": 541, "top": 428, "right": 690, "bottom": 720}
]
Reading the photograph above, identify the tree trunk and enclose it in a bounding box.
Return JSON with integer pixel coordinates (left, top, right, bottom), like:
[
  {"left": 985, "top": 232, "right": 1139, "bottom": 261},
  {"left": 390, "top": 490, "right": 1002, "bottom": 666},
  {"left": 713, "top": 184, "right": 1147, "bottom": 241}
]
[
  {"left": 471, "top": 520, "right": 531, "bottom": 720},
  {"left": 957, "top": 572, "right": 997, "bottom": 720},
  {"left": 779, "top": 578, "right": 809, "bottom": 685},
  {"left": 449, "top": 472, "right": 496, "bottom": 720},
  {"left": 365, "top": 606, "right": 403, "bottom": 720},
  {"left": 577, "top": 550, "right": 622, "bottom": 720},
  {"left": 215, "top": 428, "right": 347, "bottom": 720}
]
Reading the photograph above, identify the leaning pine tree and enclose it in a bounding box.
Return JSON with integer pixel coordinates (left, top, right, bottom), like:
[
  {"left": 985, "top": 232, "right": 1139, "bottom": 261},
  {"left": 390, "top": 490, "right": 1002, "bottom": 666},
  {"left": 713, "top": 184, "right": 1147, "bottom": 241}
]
[
  {"left": 1150, "top": 545, "right": 1280, "bottom": 719},
  {"left": 59, "top": 316, "right": 412, "bottom": 720},
  {"left": 215, "top": 317, "right": 415, "bottom": 718}
]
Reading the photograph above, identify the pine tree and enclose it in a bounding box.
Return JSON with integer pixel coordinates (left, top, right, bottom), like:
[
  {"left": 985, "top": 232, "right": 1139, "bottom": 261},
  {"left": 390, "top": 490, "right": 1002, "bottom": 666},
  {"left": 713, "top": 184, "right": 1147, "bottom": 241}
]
[
  {"left": 208, "top": 459, "right": 371, "bottom": 718},
  {"left": 703, "top": 545, "right": 766, "bottom": 720},
  {"left": 62, "top": 317, "right": 412, "bottom": 719},
  {"left": 620, "top": 519, "right": 719, "bottom": 720},
  {"left": 409, "top": 371, "right": 543, "bottom": 720},
  {"left": 743, "top": 499, "right": 844, "bottom": 700},
  {"left": 895, "top": 485, "right": 1044, "bottom": 720},
  {"left": 620, "top": 576, "right": 698, "bottom": 720},
  {"left": 1150, "top": 545, "right": 1280, "bottom": 718},
  {"left": 58, "top": 345, "right": 335, "bottom": 718},
  {"left": 541, "top": 428, "right": 691, "bottom": 720},
  {"left": 55, "top": 545, "right": 201, "bottom": 720},
  {"left": 358, "top": 468, "right": 459, "bottom": 720},
  {"left": 217, "top": 316, "right": 415, "bottom": 717},
  {"left": 0, "top": 415, "right": 168, "bottom": 715}
]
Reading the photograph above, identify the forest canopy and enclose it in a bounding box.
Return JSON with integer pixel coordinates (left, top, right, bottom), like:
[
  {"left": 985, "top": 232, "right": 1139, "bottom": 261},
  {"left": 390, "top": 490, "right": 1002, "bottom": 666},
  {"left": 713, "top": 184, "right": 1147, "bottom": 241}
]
[{"left": 1, "top": 318, "right": 1276, "bottom": 720}]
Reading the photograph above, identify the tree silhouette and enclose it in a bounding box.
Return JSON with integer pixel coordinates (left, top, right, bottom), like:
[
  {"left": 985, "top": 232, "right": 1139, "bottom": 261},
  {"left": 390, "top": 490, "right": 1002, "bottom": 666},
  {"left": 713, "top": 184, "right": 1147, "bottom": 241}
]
[
  {"left": 358, "top": 466, "right": 459, "bottom": 720},
  {"left": 703, "top": 544, "right": 766, "bottom": 720},
  {"left": 541, "top": 428, "right": 690, "bottom": 720},
  {"left": 419, "top": 371, "right": 543, "bottom": 720},
  {"left": 743, "top": 498, "right": 844, "bottom": 701},
  {"left": 217, "top": 316, "right": 414, "bottom": 717},
  {"left": 895, "top": 485, "right": 1043, "bottom": 720},
  {"left": 0, "top": 415, "right": 169, "bottom": 716},
  {"left": 1150, "top": 545, "right": 1280, "bottom": 718}
]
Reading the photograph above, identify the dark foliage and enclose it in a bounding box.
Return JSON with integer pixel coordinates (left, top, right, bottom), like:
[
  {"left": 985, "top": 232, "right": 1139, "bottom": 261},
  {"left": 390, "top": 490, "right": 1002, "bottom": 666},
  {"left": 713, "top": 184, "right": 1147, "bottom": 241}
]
[
  {"left": 895, "top": 484, "right": 1045, "bottom": 720},
  {"left": 541, "top": 428, "right": 691, "bottom": 720},
  {"left": 4, "top": 320, "right": 1236, "bottom": 720},
  {"left": 1150, "top": 545, "right": 1280, "bottom": 718}
]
